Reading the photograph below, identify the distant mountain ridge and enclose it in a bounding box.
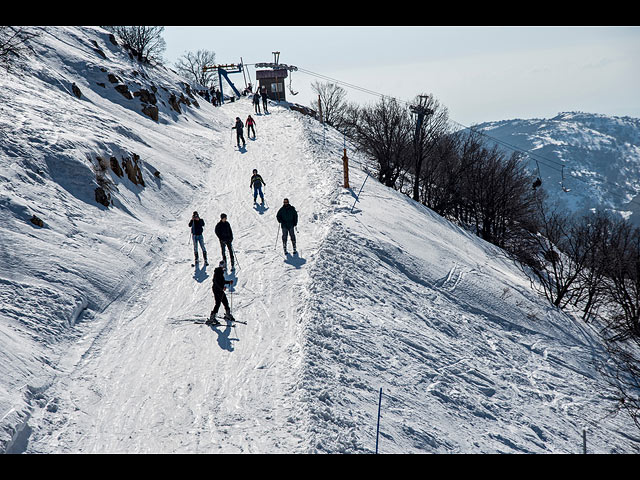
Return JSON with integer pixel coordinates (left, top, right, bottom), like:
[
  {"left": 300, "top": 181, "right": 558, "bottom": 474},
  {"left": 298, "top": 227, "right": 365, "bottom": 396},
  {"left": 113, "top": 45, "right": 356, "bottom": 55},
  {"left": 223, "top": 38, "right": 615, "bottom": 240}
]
[{"left": 476, "top": 112, "right": 640, "bottom": 225}]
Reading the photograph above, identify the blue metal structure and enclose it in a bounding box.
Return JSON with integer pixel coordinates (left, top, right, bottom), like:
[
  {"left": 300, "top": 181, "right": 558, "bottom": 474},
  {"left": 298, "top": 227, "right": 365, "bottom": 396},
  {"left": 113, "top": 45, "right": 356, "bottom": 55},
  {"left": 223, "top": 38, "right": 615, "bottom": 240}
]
[{"left": 203, "top": 63, "right": 244, "bottom": 104}]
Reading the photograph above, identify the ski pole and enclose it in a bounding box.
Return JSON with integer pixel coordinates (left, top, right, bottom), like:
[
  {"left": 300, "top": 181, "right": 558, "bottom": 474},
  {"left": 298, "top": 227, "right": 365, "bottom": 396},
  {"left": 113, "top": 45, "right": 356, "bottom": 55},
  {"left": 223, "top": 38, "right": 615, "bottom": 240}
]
[{"left": 275, "top": 224, "right": 281, "bottom": 250}]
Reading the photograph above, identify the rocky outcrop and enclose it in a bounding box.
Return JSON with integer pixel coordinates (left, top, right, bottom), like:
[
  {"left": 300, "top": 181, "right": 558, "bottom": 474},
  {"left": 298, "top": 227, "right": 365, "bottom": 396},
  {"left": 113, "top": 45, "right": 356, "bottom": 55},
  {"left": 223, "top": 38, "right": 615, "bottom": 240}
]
[
  {"left": 122, "top": 153, "right": 145, "bottom": 186},
  {"left": 114, "top": 84, "right": 132, "bottom": 100},
  {"left": 71, "top": 83, "right": 82, "bottom": 99},
  {"left": 29, "top": 215, "right": 44, "bottom": 227},
  {"left": 141, "top": 104, "right": 158, "bottom": 121},
  {"left": 109, "top": 156, "right": 123, "bottom": 177},
  {"left": 94, "top": 186, "right": 110, "bottom": 206}
]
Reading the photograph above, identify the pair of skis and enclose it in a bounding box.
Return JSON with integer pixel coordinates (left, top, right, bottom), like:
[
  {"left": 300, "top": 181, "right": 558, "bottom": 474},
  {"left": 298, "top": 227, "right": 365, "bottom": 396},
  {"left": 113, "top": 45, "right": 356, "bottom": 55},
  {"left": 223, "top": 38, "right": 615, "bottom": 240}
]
[{"left": 170, "top": 315, "right": 246, "bottom": 326}]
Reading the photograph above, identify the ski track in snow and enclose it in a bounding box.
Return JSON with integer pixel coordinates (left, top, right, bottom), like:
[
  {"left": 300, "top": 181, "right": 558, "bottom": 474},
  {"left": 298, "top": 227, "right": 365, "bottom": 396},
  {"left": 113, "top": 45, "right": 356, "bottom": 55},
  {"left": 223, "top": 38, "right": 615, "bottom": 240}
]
[
  {"left": 2, "top": 27, "right": 640, "bottom": 453},
  {"left": 20, "top": 102, "right": 336, "bottom": 453}
]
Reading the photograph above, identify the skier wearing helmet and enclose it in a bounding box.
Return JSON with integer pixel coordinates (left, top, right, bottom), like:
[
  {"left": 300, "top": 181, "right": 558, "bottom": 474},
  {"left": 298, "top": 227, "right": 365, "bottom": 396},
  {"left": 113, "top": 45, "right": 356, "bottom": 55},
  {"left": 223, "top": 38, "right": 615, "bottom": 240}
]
[{"left": 250, "top": 169, "right": 266, "bottom": 206}]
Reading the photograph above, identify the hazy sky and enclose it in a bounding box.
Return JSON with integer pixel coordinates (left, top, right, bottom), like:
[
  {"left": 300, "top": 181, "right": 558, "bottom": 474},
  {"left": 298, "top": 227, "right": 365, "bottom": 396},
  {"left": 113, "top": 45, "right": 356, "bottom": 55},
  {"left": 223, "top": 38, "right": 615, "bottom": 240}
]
[{"left": 163, "top": 26, "right": 640, "bottom": 126}]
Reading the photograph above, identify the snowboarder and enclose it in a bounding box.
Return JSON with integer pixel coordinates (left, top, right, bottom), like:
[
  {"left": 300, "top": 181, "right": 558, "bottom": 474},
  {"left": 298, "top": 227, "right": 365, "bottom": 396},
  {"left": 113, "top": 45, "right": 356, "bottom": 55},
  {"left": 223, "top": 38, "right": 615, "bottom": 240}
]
[
  {"left": 276, "top": 198, "right": 298, "bottom": 255},
  {"left": 250, "top": 169, "right": 266, "bottom": 205},
  {"left": 232, "top": 117, "right": 246, "bottom": 148},
  {"left": 253, "top": 91, "right": 261, "bottom": 114},
  {"left": 207, "top": 261, "right": 234, "bottom": 324},
  {"left": 246, "top": 115, "right": 256, "bottom": 139},
  {"left": 260, "top": 86, "right": 269, "bottom": 113},
  {"left": 215, "top": 213, "right": 235, "bottom": 269},
  {"left": 188, "top": 211, "right": 208, "bottom": 265}
]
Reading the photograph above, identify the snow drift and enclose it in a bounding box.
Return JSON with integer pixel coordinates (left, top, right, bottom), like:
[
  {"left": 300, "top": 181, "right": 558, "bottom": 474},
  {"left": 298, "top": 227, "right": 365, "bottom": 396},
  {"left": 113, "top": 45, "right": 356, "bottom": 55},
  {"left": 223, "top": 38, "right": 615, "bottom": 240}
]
[{"left": 1, "top": 26, "right": 638, "bottom": 453}]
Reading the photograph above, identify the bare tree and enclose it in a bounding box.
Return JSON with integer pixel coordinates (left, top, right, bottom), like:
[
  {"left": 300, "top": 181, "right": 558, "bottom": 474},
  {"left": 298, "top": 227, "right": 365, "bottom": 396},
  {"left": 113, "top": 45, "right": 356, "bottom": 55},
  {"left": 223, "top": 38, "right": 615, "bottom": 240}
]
[
  {"left": 418, "top": 129, "right": 461, "bottom": 216},
  {"left": 310, "top": 81, "right": 347, "bottom": 128},
  {"left": 102, "top": 26, "right": 166, "bottom": 64},
  {"left": 603, "top": 220, "right": 640, "bottom": 340},
  {"left": 569, "top": 211, "right": 614, "bottom": 321},
  {"left": 174, "top": 49, "right": 217, "bottom": 87},
  {"left": 516, "top": 199, "right": 591, "bottom": 308},
  {"left": 346, "top": 97, "right": 412, "bottom": 188},
  {"left": 600, "top": 337, "right": 640, "bottom": 431},
  {"left": 594, "top": 216, "right": 640, "bottom": 431},
  {"left": 0, "top": 26, "right": 39, "bottom": 70}
]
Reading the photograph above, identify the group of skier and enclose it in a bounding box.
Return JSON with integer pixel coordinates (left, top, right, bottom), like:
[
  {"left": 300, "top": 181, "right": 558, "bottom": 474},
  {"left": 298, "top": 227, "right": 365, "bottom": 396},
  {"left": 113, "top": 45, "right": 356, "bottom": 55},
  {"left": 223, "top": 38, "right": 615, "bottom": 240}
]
[
  {"left": 232, "top": 116, "right": 257, "bottom": 148},
  {"left": 252, "top": 86, "right": 269, "bottom": 114},
  {"left": 188, "top": 210, "right": 235, "bottom": 324},
  {"left": 188, "top": 103, "right": 299, "bottom": 325},
  {"left": 231, "top": 86, "right": 270, "bottom": 149}
]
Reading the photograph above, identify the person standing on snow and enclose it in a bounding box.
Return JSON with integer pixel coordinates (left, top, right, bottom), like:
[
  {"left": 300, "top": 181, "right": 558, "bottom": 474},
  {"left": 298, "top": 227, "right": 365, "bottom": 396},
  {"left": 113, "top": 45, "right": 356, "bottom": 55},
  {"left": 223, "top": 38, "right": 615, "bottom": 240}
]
[
  {"left": 188, "top": 211, "right": 208, "bottom": 265},
  {"left": 253, "top": 91, "right": 261, "bottom": 114},
  {"left": 215, "top": 213, "right": 235, "bottom": 269},
  {"left": 232, "top": 117, "right": 246, "bottom": 148},
  {"left": 250, "top": 169, "right": 266, "bottom": 205},
  {"left": 276, "top": 198, "right": 298, "bottom": 255},
  {"left": 260, "top": 86, "right": 269, "bottom": 113},
  {"left": 207, "top": 261, "right": 234, "bottom": 324},
  {"left": 246, "top": 115, "right": 256, "bottom": 139}
]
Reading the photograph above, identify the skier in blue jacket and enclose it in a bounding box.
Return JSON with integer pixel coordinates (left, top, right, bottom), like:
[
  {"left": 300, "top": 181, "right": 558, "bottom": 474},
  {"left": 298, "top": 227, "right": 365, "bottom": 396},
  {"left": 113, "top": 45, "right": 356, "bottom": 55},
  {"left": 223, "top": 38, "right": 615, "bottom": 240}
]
[{"left": 250, "top": 169, "right": 266, "bottom": 205}]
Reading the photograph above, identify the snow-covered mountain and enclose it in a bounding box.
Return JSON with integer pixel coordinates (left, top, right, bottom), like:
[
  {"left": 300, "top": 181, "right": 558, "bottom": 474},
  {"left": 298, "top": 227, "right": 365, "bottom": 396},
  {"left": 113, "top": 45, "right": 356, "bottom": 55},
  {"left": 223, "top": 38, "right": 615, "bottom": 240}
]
[
  {"left": 475, "top": 112, "right": 640, "bottom": 225},
  {"left": 1, "top": 26, "right": 639, "bottom": 453}
]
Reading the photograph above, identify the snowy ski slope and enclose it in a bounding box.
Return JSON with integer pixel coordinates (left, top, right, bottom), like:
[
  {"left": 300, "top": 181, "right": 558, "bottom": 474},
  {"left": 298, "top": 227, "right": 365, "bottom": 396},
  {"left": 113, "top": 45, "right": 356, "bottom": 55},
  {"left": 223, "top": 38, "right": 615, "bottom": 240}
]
[{"left": 1, "top": 26, "right": 639, "bottom": 453}]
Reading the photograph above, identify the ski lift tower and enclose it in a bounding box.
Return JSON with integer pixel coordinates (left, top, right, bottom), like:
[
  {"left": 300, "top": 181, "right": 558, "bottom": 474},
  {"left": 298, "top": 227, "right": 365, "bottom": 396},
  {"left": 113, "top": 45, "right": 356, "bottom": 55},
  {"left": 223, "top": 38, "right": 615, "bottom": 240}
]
[
  {"left": 410, "top": 96, "right": 435, "bottom": 200},
  {"left": 202, "top": 62, "right": 244, "bottom": 104},
  {"left": 255, "top": 51, "right": 298, "bottom": 102}
]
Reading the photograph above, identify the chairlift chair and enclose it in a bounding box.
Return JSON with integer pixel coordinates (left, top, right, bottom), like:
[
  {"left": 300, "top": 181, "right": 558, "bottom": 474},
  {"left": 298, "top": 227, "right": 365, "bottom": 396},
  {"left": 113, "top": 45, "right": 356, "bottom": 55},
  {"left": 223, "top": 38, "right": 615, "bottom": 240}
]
[{"left": 532, "top": 159, "right": 542, "bottom": 190}]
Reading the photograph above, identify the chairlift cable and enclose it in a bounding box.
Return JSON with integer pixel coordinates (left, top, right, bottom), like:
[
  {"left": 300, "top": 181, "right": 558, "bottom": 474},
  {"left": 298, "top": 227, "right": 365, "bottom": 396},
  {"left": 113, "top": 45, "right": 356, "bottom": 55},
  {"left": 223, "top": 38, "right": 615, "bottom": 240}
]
[{"left": 293, "top": 66, "right": 640, "bottom": 208}]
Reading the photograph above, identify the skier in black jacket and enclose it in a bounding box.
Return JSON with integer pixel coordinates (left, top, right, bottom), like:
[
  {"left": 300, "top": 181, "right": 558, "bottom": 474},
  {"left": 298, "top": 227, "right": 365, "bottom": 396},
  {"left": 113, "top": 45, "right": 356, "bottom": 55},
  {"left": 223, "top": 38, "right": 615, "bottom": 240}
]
[
  {"left": 188, "top": 211, "right": 208, "bottom": 264},
  {"left": 276, "top": 198, "right": 298, "bottom": 255},
  {"left": 215, "top": 213, "right": 235, "bottom": 269},
  {"left": 208, "top": 261, "right": 234, "bottom": 324},
  {"left": 253, "top": 92, "right": 261, "bottom": 114},
  {"left": 232, "top": 117, "right": 246, "bottom": 148}
]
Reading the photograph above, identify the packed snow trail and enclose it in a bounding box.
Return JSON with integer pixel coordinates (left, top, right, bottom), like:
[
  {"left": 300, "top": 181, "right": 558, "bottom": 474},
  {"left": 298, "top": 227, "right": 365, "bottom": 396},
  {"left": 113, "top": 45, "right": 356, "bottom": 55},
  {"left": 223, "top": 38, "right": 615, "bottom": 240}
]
[
  {"left": 22, "top": 100, "right": 337, "bottom": 453},
  {"left": 4, "top": 26, "right": 640, "bottom": 454}
]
